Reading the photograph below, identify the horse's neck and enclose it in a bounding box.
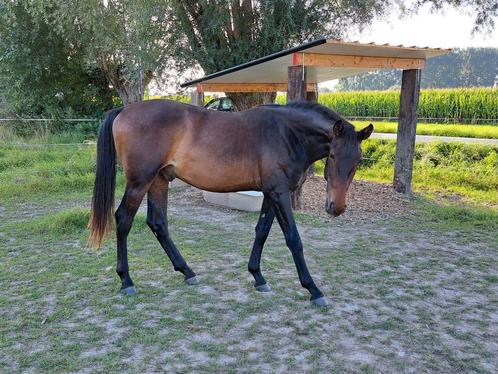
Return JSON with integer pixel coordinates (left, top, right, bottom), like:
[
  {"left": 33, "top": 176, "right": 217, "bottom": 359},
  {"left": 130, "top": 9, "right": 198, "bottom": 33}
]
[{"left": 298, "top": 124, "right": 330, "bottom": 166}]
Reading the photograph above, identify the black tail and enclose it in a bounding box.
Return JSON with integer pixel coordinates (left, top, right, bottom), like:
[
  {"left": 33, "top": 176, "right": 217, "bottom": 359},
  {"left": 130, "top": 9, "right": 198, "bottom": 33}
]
[{"left": 88, "top": 108, "right": 123, "bottom": 248}]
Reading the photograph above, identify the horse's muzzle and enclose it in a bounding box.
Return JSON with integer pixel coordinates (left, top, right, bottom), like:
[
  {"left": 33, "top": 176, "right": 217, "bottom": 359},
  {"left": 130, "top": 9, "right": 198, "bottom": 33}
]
[{"left": 325, "top": 201, "right": 346, "bottom": 217}]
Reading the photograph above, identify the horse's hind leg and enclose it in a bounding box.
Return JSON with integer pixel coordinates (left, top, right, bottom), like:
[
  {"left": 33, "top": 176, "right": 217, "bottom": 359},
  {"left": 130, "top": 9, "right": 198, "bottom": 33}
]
[
  {"left": 248, "top": 195, "right": 274, "bottom": 292},
  {"left": 146, "top": 174, "right": 197, "bottom": 284},
  {"left": 115, "top": 183, "right": 150, "bottom": 295}
]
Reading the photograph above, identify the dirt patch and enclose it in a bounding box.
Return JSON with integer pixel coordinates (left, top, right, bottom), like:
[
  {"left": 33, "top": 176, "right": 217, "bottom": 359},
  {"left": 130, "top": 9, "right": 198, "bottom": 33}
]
[
  {"left": 170, "top": 177, "right": 412, "bottom": 223},
  {"left": 301, "top": 176, "right": 412, "bottom": 222}
]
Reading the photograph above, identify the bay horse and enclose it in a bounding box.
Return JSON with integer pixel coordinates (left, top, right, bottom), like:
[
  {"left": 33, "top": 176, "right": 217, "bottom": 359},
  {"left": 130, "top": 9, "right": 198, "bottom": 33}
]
[{"left": 88, "top": 99, "right": 373, "bottom": 307}]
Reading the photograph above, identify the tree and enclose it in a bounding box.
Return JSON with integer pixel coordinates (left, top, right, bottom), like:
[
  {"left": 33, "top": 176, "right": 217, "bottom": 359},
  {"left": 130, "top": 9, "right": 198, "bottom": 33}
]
[
  {"left": 0, "top": 1, "right": 115, "bottom": 117},
  {"left": 29, "top": 0, "right": 173, "bottom": 105},
  {"left": 414, "top": 0, "right": 498, "bottom": 33},
  {"left": 169, "top": 0, "right": 391, "bottom": 109},
  {"left": 336, "top": 48, "right": 498, "bottom": 90}
]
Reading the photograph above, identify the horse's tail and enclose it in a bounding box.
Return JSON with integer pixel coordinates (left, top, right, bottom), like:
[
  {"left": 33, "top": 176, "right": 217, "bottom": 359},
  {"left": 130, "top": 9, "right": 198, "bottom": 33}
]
[{"left": 88, "top": 107, "right": 123, "bottom": 248}]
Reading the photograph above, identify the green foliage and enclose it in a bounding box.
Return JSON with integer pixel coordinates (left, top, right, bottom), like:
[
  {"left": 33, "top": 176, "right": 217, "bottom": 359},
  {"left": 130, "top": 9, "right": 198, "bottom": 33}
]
[
  {"left": 306, "top": 88, "right": 498, "bottom": 122},
  {"left": 169, "top": 1, "right": 390, "bottom": 108},
  {"left": 0, "top": 144, "right": 98, "bottom": 200},
  {"left": 415, "top": 1, "right": 498, "bottom": 33},
  {"left": 356, "top": 140, "right": 498, "bottom": 205},
  {"left": 44, "top": 0, "right": 172, "bottom": 104},
  {"left": 337, "top": 48, "right": 498, "bottom": 90},
  {"left": 314, "top": 139, "right": 498, "bottom": 205},
  {"left": 0, "top": 1, "right": 116, "bottom": 118}
]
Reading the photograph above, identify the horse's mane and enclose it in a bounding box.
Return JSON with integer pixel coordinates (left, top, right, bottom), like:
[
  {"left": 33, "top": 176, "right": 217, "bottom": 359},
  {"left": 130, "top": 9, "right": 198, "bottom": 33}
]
[
  {"left": 285, "top": 101, "right": 343, "bottom": 122},
  {"left": 260, "top": 101, "right": 356, "bottom": 140}
]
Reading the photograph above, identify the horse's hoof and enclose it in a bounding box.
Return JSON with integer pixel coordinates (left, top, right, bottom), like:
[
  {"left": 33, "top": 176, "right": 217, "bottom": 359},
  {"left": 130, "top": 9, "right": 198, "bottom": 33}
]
[
  {"left": 255, "top": 283, "right": 271, "bottom": 292},
  {"left": 120, "top": 286, "right": 136, "bottom": 296},
  {"left": 311, "top": 296, "right": 328, "bottom": 307},
  {"left": 184, "top": 276, "right": 199, "bottom": 285}
]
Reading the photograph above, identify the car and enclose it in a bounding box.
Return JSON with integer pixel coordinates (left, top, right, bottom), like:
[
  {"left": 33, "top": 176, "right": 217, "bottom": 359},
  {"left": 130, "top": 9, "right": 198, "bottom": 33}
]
[{"left": 204, "top": 97, "right": 237, "bottom": 112}]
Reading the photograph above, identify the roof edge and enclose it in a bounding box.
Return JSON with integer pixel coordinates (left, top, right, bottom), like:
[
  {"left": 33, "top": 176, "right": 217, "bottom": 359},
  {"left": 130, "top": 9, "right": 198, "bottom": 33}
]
[{"left": 180, "top": 38, "right": 327, "bottom": 88}]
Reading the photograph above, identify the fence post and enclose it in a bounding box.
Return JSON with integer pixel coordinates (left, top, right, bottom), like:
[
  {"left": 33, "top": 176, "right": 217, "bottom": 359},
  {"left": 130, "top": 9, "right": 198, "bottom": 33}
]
[
  {"left": 288, "top": 65, "right": 307, "bottom": 209},
  {"left": 393, "top": 69, "right": 422, "bottom": 194}
]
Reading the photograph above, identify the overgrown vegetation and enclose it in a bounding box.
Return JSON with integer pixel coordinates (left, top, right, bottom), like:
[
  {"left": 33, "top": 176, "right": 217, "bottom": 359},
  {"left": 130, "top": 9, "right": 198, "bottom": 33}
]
[
  {"left": 277, "top": 88, "right": 498, "bottom": 123},
  {"left": 1, "top": 137, "right": 496, "bottom": 209},
  {"left": 313, "top": 140, "right": 498, "bottom": 207}
]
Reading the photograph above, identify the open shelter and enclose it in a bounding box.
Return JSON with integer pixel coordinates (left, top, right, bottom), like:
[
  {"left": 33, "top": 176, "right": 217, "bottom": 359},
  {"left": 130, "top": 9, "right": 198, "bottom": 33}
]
[{"left": 181, "top": 38, "right": 451, "bottom": 195}]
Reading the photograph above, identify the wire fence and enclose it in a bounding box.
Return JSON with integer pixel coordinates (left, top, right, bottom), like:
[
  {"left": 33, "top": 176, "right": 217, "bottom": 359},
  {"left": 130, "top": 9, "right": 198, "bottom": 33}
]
[
  {"left": 0, "top": 118, "right": 99, "bottom": 123},
  {"left": 1, "top": 116, "right": 498, "bottom": 125}
]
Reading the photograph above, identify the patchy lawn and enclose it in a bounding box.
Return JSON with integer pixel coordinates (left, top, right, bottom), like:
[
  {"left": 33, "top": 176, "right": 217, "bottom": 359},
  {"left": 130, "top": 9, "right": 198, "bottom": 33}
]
[{"left": 1, "top": 185, "right": 497, "bottom": 373}]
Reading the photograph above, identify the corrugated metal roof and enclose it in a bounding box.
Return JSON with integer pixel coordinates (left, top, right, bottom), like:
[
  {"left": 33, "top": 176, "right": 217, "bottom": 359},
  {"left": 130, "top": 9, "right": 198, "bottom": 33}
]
[{"left": 181, "top": 38, "right": 451, "bottom": 88}]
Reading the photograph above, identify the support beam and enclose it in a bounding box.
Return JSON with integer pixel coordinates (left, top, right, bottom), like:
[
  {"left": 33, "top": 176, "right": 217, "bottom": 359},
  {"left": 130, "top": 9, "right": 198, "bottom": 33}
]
[
  {"left": 287, "top": 65, "right": 307, "bottom": 102},
  {"left": 288, "top": 65, "right": 307, "bottom": 210},
  {"left": 306, "top": 90, "right": 318, "bottom": 176},
  {"left": 393, "top": 69, "right": 422, "bottom": 194},
  {"left": 191, "top": 85, "right": 204, "bottom": 106},
  {"left": 292, "top": 53, "right": 426, "bottom": 70},
  {"left": 197, "top": 82, "right": 316, "bottom": 93}
]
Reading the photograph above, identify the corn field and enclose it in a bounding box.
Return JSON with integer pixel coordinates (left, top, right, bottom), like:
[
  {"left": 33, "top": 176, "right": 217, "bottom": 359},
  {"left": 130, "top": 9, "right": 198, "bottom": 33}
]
[{"left": 277, "top": 88, "right": 498, "bottom": 123}]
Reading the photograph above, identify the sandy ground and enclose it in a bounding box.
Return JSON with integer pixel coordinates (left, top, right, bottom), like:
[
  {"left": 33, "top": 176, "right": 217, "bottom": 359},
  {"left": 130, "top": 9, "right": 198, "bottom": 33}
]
[{"left": 1, "top": 181, "right": 497, "bottom": 373}]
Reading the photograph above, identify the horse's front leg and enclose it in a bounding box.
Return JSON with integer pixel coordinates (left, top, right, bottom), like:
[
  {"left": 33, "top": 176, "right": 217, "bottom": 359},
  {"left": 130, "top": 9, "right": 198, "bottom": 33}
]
[
  {"left": 248, "top": 194, "right": 275, "bottom": 292},
  {"left": 269, "top": 190, "right": 328, "bottom": 307}
]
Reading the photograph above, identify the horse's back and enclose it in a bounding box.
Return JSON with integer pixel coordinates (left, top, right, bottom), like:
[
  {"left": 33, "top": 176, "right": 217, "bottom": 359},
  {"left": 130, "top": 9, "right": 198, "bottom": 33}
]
[{"left": 112, "top": 99, "right": 264, "bottom": 191}]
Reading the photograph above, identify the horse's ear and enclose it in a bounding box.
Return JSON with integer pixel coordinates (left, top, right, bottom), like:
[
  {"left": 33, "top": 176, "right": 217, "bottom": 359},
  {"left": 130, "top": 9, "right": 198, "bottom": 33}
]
[
  {"left": 357, "top": 124, "right": 373, "bottom": 142},
  {"left": 331, "top": 120, "right": 344, "bottom": 138}
]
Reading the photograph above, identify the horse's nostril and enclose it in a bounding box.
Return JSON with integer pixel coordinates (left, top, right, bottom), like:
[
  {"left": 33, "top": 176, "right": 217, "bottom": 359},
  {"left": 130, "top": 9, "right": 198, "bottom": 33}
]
[{"left": 326, "top": 201, "right": 335, "bottom": 215}]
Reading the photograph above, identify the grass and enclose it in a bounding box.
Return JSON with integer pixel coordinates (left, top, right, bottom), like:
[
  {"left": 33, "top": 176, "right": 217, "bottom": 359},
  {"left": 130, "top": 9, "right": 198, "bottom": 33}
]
[
  {"left": 0, "top": 141, "right": 497, "bottom": 372},
  {"left": 313, "top": 139, "right": 498, "bottom": 207},
  {"left": 352, "top": 120, "right": 498, "bottom": 139}
]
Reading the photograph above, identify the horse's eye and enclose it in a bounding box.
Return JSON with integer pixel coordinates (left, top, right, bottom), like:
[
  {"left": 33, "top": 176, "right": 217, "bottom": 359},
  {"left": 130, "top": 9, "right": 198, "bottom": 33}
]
[{"left": 329, "top": 154, "right": 335, "bottom": 160}]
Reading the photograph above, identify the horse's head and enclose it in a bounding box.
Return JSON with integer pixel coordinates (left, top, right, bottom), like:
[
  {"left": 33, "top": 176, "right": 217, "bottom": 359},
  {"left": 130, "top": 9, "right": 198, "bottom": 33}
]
[{"left": 325, "top": 120, "right": 373, "bottom": 217}]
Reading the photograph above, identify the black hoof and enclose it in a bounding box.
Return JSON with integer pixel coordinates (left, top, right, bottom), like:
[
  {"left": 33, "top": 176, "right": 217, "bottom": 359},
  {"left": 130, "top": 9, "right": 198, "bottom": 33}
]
[
  {"left": 120, "top": 286, "right": 136, "bottom": 296},
  {"left": 311, "top": 296, "right": 328, "bottom": 307},
  {"left": 255, "top": 283, "right": 271, "bottom": 292},
  {"left": 184, "top": 276, "right": 199, "bottom": 285}
]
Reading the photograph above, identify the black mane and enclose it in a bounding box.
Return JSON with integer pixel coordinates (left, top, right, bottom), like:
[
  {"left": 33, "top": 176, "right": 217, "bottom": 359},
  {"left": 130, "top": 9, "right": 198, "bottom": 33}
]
[{"left": 285, "top": 101, "right": 343, "bottom": 123}]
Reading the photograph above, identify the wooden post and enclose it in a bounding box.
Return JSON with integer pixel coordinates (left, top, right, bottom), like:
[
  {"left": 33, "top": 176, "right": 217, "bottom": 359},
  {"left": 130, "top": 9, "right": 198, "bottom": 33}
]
[
  {"left": 393, "top": 69, "right": 422, "bottom": 194},
  {"left": 287, "top": 65, "right": 307, "bottom": 102},
  {"left": 191, "top": 86, "right": 204, "bottom": 106},
  {"left": 288, "top": 65, "right": 307, "bottom": 210},
  {"left": 306, "top": 90, "right": 318, "bottom": 177}
]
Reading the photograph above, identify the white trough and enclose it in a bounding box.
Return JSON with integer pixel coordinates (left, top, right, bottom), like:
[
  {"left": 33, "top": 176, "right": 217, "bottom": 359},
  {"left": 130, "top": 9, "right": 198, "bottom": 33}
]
[{"left": 202, "top": 190, "right": 264, "bottom": 212}]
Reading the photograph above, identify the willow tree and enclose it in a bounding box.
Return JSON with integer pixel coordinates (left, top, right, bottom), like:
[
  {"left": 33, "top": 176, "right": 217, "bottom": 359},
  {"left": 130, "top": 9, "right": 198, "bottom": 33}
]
[
  {"left": 28, "top": 0, "right": 172, "bottom": 105},
  {"left": 169, "top": 0, "right": 390, "bottom": 109},
  {"left": 0, "top": 1, "right": 115, "bottom": 117}
]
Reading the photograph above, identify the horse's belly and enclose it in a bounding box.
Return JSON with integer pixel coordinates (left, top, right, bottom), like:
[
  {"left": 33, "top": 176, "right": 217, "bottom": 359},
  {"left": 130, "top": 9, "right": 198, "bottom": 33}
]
[{"left": 172, "top": 159, "right": 259, "bottom": 193}]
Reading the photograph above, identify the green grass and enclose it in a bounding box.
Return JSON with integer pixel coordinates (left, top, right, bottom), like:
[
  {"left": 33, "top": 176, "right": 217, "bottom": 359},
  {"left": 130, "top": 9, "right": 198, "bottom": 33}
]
[
  {"left": 314, "top": 139, "right": 498, "bottom": 207},
  {"left": 352, "top": 121, "right": 498, "bottom": 139},
  {"left": 0, "top": 141, "right": 497, "bottom": 372}
]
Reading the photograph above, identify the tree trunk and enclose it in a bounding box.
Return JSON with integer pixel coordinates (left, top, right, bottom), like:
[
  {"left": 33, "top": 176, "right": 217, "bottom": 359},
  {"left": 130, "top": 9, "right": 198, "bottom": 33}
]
[
  {"left": 115, "top": 84, "right": 144, "bottom": 106},
  {"left": 99, "top": 54, "right": 151, "bottom": 106},
  {"left": 226, "top": 92, "right": 276, "bottom": 110}
]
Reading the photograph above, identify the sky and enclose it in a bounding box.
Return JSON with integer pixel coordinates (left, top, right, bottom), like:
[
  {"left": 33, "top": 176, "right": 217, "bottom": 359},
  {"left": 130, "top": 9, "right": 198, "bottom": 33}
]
[
  {"left": 353, "top": 3, "right": 498, "bottom": 49},
  {"left": 318, "top": 3, "right": 498, "bottom": 89}
]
